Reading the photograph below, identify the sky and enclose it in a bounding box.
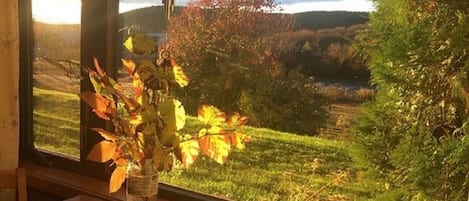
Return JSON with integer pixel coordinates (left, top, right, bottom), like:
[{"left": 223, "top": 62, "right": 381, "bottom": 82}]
[{"left": 33, "top": 0, "right": 375, "bottom": 24}]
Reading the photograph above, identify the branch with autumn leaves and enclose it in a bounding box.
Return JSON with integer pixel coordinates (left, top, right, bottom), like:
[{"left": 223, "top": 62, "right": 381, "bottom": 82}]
[{"left": 79, "top": 34, "right": 250, "bottom": 193}]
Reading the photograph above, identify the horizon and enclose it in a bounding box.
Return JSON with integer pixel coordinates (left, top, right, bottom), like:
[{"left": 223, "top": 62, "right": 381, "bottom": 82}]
[{"left": 33, "top": 0, "right": 375, "bottom": 24}]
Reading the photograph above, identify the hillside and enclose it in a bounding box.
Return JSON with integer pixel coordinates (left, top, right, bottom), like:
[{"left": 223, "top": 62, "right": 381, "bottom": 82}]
[
  {"left": 119, "top": 6, "right": 369, "bottom": 33},
  {"left": 294, "top": 11, "right": 369, "bottom": 30}
]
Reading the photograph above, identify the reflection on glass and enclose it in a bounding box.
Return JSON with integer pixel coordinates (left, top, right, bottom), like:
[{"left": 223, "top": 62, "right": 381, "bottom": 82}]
[{"left": 32, "top": 0, "right": 81, "bottom": 158}]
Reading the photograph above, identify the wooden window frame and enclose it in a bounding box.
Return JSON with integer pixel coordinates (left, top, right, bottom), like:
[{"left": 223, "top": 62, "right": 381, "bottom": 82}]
[
  {"left": 19, "top": 0, "right": 118, "bottom": 181},
  {"left": 18, "top": 0, "right": 228, "bottom": 200}
]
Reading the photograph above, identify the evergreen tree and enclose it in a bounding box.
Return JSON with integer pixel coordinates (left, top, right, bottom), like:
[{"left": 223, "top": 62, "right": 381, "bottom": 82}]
[{"left": 353, "top": 0, "right": 469, "bottom": 199}]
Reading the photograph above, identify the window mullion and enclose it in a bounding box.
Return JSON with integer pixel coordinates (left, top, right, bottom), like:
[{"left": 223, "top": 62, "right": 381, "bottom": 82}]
[{"left": 80, "top": 0, "right": 119, "bottom": 180}]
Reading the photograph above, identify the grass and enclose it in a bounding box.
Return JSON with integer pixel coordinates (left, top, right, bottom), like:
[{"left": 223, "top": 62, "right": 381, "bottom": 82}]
[
  {"left": 161, "top": 123, "right": 379, "bottom": 200},
  {"left": 32, "top": 87, "right": 381, "bottom": 200},
  {"left": 33, "top": 87, "right": 80, "bottom": 157}
]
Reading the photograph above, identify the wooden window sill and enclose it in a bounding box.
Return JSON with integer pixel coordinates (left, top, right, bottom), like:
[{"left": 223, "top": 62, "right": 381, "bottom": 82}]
[
  {"left": 20, "top": 160, "right": 228, "bottom": 201},
  {"left": 21, "top": 160, "right": 124, "bottom": 201}
]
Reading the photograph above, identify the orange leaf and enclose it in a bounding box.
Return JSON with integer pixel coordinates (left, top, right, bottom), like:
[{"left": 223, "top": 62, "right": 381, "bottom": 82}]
[
  {"left": 109, "top": 165, "right": 126, "bottom": 193},
  {"left": 197, "top": 105, "right": 226, "bottom": 127},
  {"left": 93, "top": 57, "right": 106, "bottom": 77},
  {"left": 198, "top": 134, "right": 230, "bottom": 164},
  {"left": 226, "top": 131, "right": 250, "bottom": 150},
  {"left": 80, "top": 91, "right": 115, "bottom": 120},
  {"left": 132, "top": 73, "right": 144, "bottom": 102},
  {"left": 227, "top": 112, "right": 248, "bottom": 127},
  {"left": 90, "top": 128, "right": 118, "bottom": 141},
  {"left": 114, "top": 158, "right": 127, "bottom": 166},
  {"left": 87, "top": 141, "right": 117, "bottom": 163},
  {"left": 112, "top": 145, "right": 124, "bottom": 161},
  {"left": 121, "top": 58, "right": 136, "bottom": 75}
]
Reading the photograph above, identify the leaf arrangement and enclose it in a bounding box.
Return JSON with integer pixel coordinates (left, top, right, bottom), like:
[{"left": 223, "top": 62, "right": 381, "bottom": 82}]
[{"left": 80, "top": 33, "right": 250, "bottom": 193}]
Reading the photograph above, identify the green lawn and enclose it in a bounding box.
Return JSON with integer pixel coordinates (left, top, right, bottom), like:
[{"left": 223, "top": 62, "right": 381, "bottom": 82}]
[
  {"left": 33, "top": 87, "right": 381, "bottom": 200},
  {"left": 33, "top": 87, "right": 80, "bottom": 157}
]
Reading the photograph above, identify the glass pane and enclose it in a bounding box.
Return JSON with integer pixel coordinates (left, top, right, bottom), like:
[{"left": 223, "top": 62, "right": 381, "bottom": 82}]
[
  {"left": 118, "top": 1, "right": 367, "bottom": 201},
  {"left": 32, "top": 0, "right": 81, "bottom": 158}
]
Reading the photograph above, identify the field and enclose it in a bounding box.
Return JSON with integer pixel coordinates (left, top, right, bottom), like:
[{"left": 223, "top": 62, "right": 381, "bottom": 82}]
[{"left": 32, "top": 86, "right": 381, "bottom": 201}]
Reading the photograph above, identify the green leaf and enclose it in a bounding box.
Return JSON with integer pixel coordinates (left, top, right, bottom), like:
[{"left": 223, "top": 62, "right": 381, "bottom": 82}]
[
  {"left": 160, "top": 97, "right": 186, "bottom": 132},
  {"left": 152, "top": 144, "right": 173, "bottom": 172},
  {"left": 123, "top": 33, "right": 156, "bottom": 55},
  {"left": 88, "top": 71, "right": 102, "bottom": 94}
]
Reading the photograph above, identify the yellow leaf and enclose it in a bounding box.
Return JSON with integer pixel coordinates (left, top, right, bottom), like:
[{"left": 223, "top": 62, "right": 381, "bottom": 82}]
[
  {"left": 109, "top": 165, "right": 127, "bottom": 193},
  {"left": 160, "top": 97, "right": 186, "bottom": 131},
  {"left": 172, "top": 64, "right": 189, "bottom": 87},
  {"left": 123, "top": 36, "right": 134, "bottom": 53},
  {"left": 174, "top": 99, "right": 186, "bottom": 131},
  {"left": 87, "top": 141, "right": 117, "bottom": 163},
  {"left": 208, "top": 126, "right": 224, "bottom": 135},
  {"left": 197, "top": 105, "right": 226, "bottom": 127},
  {"left": 178, "top": 139, "right": 199, "bottom": 168}
]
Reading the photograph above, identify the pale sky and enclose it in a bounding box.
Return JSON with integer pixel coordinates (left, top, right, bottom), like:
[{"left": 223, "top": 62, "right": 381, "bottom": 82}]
[{"left": 33, "top": 0, "right": 375, "bottom": 24}]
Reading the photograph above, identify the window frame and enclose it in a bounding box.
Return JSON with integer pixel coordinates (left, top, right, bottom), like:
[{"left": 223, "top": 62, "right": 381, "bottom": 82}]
[
  {"left": 19, "top": 0, "right": 119, "bottom": 181},
  {"left": 19, "top": 0, "right": 228, "bottom": 200}
]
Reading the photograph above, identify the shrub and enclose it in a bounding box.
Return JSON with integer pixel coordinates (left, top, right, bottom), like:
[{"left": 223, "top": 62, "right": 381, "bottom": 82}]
[
  {"left": 239, "top": 69, "right": 327, "bottom": 135},
  {"left": 355, "top": 88, "right": 375, "bottom": 102}
]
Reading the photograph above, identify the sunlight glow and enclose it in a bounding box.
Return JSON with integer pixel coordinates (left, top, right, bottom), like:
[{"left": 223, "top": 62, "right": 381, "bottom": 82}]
[
  {"left": 32, "top": 0, "right": 81, "bottom": 24},
  {"left": 32, "top": 0, "right": 375, "bottom": 24},
  {"left": 119, "top": 2, "right": 160, "bottom": 13}
]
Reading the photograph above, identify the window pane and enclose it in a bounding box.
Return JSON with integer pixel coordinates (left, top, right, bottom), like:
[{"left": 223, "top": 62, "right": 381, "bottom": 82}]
[{"left": 32, "top": 0, "right": 81, "bottom": 158}]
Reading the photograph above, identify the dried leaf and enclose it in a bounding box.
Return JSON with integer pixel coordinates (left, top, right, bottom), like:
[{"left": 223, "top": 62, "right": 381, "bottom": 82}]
[
  {"left": 93, "top": 57, "right": 106, "bottom": 77},
  {"left": 80, "top": 91, "right": 115, "bottom": 120},
  {"left": 87, "top": 141, "right": 117, "bottom": 163},
  {"left": 90, "top": 128, "right": 118, "bottom": 141},
  {"left": 109, "top": 165, "right": 127, "bottom": 193}
]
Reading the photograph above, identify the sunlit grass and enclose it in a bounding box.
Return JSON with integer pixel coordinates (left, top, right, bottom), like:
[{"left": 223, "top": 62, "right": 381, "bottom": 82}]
[
  {"left": 33, "top": 87, "right": 80, "bottom": 157},
  {"left": 33, "top": 87, "right": 380, "bottom": 200},
  {"left": 161, "top": 120, "right": 378, "bottom": 200}
]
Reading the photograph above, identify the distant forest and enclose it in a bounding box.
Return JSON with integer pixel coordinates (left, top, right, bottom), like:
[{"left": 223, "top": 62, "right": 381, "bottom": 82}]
[
  {"left": 35, "top": 6, "right": 370, "bottom": 83},
  {"left": 119, "top": 6, "right": 369, "bottom": 33},
  {"left": 119, "top": 6, "right": 370, "bottom": 82}
]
